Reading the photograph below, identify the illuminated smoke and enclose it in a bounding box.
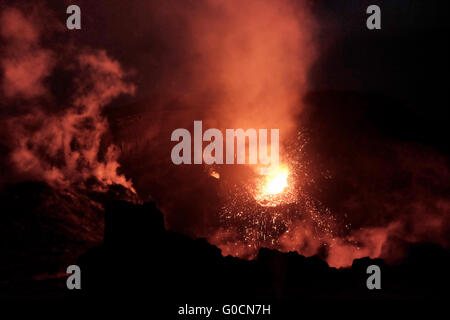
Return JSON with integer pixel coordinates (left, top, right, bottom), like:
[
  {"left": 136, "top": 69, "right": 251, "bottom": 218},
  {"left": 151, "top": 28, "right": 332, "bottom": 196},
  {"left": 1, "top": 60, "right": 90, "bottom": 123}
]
[
  {"left": 1, "top": 2, "right": 448, "bottom": 269},
  {"left": 0, "top": 6, "right": 135, "bottom": 192}
]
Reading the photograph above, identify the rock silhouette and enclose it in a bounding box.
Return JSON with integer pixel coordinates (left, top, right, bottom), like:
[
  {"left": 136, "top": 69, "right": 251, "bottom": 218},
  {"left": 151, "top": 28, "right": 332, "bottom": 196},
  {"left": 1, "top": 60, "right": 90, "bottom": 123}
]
[{"left": 75, "top": 200, "right": 449, "bottom": 301}]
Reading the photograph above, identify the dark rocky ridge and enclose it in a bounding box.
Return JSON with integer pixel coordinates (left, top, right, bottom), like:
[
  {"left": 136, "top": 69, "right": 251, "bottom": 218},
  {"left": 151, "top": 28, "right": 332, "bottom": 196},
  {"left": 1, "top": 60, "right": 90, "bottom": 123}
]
[
  {"left": 1, "top": 182, "right": 448, "bottom": 301},
  {"left": 76, "top": 200, "right": 449, "bottom": 301}
]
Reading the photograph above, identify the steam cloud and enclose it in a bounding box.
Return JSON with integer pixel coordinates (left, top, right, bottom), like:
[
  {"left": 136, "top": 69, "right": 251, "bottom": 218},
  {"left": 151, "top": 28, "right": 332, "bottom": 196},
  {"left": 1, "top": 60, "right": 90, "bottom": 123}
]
[{"left": 0, "top": 6, "right": 135, "bottom": 191}]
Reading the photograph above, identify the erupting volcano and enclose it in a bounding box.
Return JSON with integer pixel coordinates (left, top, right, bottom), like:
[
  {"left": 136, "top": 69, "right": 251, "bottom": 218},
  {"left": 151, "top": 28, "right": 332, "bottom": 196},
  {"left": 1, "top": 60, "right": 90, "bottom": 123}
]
[
  {"left": 253, "top": 164, "right": 295, "bottom": 207},
  {"left": 1, "top": 2, "right": 450, "bottom": 298}
]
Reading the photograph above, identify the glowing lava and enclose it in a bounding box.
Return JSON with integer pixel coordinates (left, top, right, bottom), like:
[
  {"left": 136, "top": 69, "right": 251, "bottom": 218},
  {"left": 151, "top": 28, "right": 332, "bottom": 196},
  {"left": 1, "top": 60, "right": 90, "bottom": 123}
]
[{"left": 253, "top": 165, "right": 297, "bottom": 207}]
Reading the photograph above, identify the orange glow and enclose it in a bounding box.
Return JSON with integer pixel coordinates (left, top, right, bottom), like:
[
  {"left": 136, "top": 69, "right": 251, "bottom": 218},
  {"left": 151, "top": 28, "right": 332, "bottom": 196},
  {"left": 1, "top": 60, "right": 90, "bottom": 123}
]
[
  {"left": 210, "top": 171, "right": 220, "bottom": 179},
  {"left": 252, "top": 164, "right": 296, "bottom": 207},
  {"left": 264, "top": 167, "right": 289, "bottom": 195}
]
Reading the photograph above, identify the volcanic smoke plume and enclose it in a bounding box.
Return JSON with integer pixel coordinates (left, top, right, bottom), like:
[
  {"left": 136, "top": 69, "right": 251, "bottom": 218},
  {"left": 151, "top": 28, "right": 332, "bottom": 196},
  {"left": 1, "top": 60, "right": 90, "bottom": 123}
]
[
  {"left": 0, "top": 5, "right": 135, "bottom": 192},
  {"left": 113, "top": 0, "right": 321, "bottom": 258}
]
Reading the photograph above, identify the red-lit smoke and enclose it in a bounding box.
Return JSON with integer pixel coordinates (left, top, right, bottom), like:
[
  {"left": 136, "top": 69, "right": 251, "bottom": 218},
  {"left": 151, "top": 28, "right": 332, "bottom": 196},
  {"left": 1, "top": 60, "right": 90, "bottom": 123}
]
[{"left": 0, "top": 6, "right": 135, "bottom": 192}]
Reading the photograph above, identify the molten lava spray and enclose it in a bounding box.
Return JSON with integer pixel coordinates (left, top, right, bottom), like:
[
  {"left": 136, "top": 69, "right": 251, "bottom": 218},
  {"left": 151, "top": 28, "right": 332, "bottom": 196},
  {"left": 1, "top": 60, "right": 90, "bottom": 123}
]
[{"left": 2, "top": 2, "right": 449, "bottom": 269}]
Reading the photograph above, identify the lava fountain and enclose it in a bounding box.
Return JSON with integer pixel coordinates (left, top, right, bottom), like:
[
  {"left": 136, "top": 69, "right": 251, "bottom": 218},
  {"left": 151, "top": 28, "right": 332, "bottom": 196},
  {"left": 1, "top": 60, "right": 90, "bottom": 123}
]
[{"left": 253, "top": 164, "right": 297, "bottom": 207}]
